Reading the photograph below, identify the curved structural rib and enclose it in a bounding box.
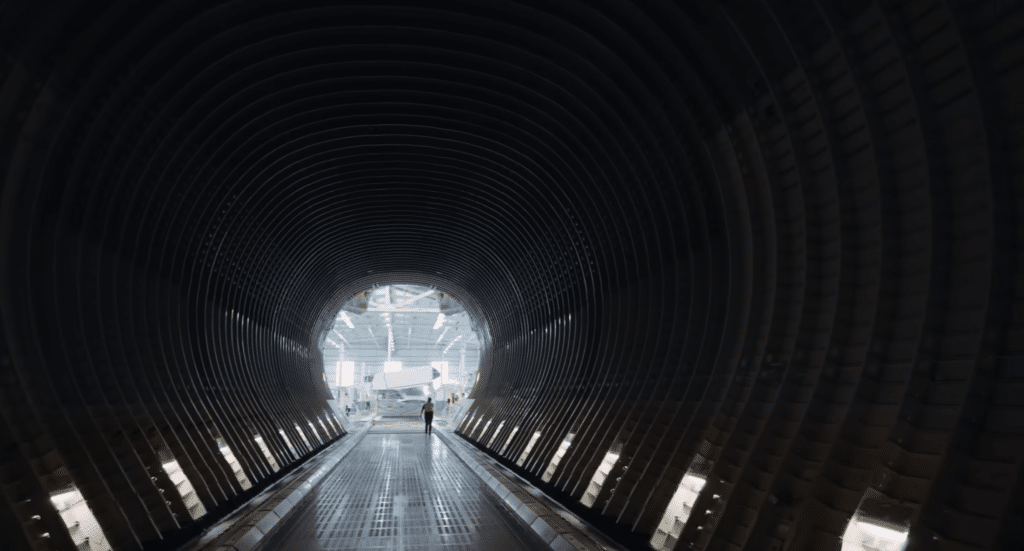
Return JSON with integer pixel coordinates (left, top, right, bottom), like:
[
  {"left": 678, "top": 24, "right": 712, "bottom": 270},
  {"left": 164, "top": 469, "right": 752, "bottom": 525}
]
[{"left": 0, "top": 1, "right": 1021, "bottom": 550}]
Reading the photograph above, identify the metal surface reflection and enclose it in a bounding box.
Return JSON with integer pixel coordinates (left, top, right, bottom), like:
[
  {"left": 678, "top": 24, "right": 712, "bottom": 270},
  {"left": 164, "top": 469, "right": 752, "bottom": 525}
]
[{"left": 255, "top": 433, "right": 534, "bottom": 550}]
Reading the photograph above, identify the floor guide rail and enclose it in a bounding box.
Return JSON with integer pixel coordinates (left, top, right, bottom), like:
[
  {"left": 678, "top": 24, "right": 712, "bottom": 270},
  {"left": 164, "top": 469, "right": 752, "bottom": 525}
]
[
  {"left": 184, "top": 425, "right": 372, "bottom": 551},
  {"left": 253, "top": 431, "right": 540, "bottom": 550},
  {"left": 185, "top": 419, "right": 613, "bottom": 551}
]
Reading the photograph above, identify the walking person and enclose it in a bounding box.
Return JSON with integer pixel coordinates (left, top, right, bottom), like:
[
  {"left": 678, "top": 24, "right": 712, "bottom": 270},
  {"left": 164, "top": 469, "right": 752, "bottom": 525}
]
[{"left": 421, "top": 397, "right": 435, "bottom": 434}]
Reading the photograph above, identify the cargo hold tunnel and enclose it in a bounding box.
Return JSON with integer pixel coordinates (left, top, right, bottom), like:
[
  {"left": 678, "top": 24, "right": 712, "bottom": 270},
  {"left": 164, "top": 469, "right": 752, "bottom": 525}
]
[{"left": 0, "top": 1, "right": 1022, "bottom": 550}]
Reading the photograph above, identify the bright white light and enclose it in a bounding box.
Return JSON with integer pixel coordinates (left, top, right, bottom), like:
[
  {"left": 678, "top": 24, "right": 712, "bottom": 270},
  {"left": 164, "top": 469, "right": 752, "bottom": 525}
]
[
  {"left": 501, "top": 426, "right": 519, "bottom": 455},
  {"left": 160, "top": 459, "right": 207, "bottom": 519},
  {"left": 841, "top": 517, "right": 910, "bottom": 551},
  {"left": 278, "top": 429, "right": 298, "bottom": 458},
  {"left": 339, "top": 311, "right": 355, "bottom": 329},
  {"left": 367, "top": 286, "right": 438, "bottom": 311},
  {"left": 858, "top": 522, "right": 908, "bottom": 542},
  {"left": 488, "top": 421, "right": 506, "bottom": 447},
  {"left": 518, "top": 431, "right": 542, "bottom": 466},
  {"left": 216, "top": 439, "right": 252, "bottom": 489},
  {"left": 48, "top": 487, "right": 113, "bottom": 551},
  {"left": 383, "top": 360, "right": 402, "bottom": 372},
  {"left": 650, "top": 468, "right": 708, "bottom": 550},
  {"left": 423, "top": 385, "right": 430, "bottom": 395},
  {"left": 340, "top": 361, "right": 355, "bottom": 387},
  {"left": 253, "top": 434, "right": 280, "bottom": 471},
  {"left": 839, "top": 490, "right": 911, "bottom": 551},
  {"left": 434, "top": 313, "right": 445, "bottom": 329},
  {"left": 373, "top": 366, "right": 435, "bottom": 389},
  {"left": 50, "top": 490, "right": 80, "bottom": 509},
  {"left": 542, "top": 433, "right": 575, "bottom": 482},
  {"left": 681, "top": 474, "right": 706, "bottom": 490},
  {"left": 443, "top": 335, "right": 463, "bottom": 353},
  {"left": 293, "top": 423, "right": 313, "bottom": 449},
  {"left": 581, "top": 448, "right": 621, "bottom": 507}
]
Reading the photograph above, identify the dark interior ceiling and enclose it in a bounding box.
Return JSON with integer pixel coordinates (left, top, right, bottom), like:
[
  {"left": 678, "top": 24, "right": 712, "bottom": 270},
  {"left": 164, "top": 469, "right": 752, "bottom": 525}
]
[{"left": 0, "top": 1, "right": 1021, "bottom": 550}]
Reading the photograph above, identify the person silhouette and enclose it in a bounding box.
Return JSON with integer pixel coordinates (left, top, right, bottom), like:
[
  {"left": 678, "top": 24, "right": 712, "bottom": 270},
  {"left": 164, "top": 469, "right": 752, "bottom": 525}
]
[{"left": 421, "top": 397, "right": 435, "bottom": 434}]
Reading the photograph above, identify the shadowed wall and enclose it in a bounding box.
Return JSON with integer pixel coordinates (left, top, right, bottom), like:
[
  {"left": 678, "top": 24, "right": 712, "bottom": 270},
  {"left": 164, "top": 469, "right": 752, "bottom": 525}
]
[{"left": 0, "top": 1, "right": 1021, "bottom": 550}]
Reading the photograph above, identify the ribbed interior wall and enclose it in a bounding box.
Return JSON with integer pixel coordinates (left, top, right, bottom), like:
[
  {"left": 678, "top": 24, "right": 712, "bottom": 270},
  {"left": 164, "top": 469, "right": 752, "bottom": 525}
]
[{"left": 0, "top": 1, "right": 1022, "bottom": 550}]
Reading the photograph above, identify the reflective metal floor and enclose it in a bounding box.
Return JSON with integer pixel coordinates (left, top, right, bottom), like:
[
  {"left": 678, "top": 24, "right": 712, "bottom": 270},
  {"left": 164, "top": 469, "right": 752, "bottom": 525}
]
[
  {"left": 366, "top": 418, "right": 434, "bottom": 434},
  {"left": 254, "top": 426, "right": 538, "bottom": 550}
]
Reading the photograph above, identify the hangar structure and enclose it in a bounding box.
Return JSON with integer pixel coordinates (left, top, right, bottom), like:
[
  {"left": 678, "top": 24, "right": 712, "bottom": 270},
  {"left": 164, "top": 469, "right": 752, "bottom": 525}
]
[{"left": 0, "top": 1, "right": 1021, "bottom": 550}]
